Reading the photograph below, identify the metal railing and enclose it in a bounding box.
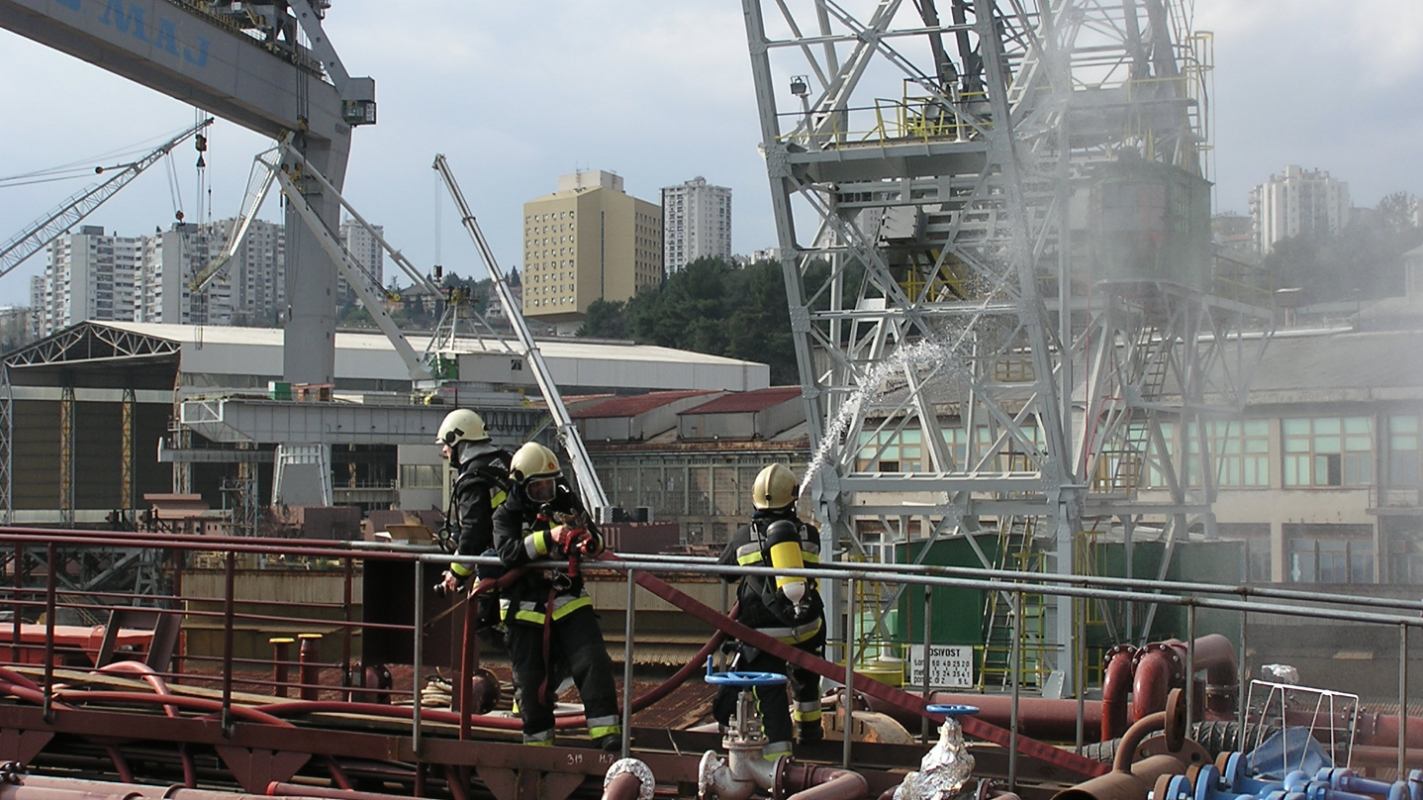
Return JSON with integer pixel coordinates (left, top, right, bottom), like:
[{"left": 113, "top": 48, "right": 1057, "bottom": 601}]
[{"left": 0, "top": 525, "right": 1416, "bottom": 787}]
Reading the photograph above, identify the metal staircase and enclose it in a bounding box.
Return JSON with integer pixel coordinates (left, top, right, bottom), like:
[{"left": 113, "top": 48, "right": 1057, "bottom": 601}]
[{"left": 978, "top": 515, "right": 1049, "bottom": 689}]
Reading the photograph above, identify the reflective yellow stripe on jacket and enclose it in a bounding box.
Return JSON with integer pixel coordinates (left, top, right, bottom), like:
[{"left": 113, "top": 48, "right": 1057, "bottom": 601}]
[{"left": 504, "top": 593, "right": 592, "bottom": 625}]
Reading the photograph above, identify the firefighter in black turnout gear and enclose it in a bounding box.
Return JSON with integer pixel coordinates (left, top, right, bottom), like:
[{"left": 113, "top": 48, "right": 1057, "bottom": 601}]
[
  {"left": 435, "top": 409, "right": 511, "bottom": 637},
  {"left": 713, "top": 463, "right": 826, "bottom": 759},
  {"left": 491, "top": 442, "right": 621, "bottom": 749}
]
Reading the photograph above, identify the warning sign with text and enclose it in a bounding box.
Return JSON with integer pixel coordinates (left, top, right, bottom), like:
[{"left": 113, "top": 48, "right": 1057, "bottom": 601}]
[{"left": 907, "top": 644, "right": 975, "bottom": 689}]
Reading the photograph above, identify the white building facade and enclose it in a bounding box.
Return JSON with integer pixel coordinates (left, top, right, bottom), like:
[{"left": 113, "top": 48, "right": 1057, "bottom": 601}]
[
  {"left": 661, "top": 176, "right": 731, "bottom": 273},
  {"left": 36, "top": 217, "right": 297, "bottom": 335},
  {"left": 338, "top": 218, "right": 383, "bottom": 305},
  {"left": 1250, "top": 165, "right": 1351, "bottom": 255},
  {"left": 33, "top": 225, "right": 141, "bottom": 335}
]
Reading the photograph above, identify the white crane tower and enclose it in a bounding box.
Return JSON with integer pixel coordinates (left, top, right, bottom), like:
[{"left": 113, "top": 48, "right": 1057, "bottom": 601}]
[{"left": 740, "top": 0, "right": 1273, "bottom": 690}]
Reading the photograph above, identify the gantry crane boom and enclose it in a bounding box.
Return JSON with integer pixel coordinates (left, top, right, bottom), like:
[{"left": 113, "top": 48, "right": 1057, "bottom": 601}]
[
  {"left": 0, "top": 0, "right": 375, "bottom": 387},
  {"left": 0, "top": 118, "right": 213, "bottom": 280},
  {"left": 263, "top": 138, "right": 433, "bottom": 383},
  {"left": 433, "top": 154, "right": 611, "bottom": 517},
  {"left": 190, "top": 150, "right": 278, "bottom": 295}
]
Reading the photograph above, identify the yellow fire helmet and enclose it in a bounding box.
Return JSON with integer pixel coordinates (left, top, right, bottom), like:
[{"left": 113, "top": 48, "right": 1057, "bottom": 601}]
[
  {"left": 436, "top": 408, "right": 489, "bottom": 446},
  {"left": 751, "top": 463, "right": 797, "bottom": 510},
  {"left": 510, "top": 442, "right": 562, "bottom": 483}
]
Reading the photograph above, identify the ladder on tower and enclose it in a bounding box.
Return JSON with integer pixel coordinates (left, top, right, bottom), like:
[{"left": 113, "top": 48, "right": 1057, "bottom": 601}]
[
  {"left": 1097, "top": 330, "right": 1172, "bottom": 493},
  {"left": 977, "top": 515, "right": 1049, "bottom": 690}
]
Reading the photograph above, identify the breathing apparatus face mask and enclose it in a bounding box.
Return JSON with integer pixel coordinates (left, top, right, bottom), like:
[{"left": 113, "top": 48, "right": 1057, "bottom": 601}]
[{"left": 524, "top": 476, "right": 558, "bottom": 505}]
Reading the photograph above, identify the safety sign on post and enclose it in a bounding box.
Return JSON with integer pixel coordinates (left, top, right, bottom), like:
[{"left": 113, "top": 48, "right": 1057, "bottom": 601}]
[{"left": 907, "top": 644, "right": 975, "bottom": 689}]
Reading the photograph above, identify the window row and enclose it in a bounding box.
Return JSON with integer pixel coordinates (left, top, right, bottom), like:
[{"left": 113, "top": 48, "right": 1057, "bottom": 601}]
[{"left": 850, "top": 414, "right": 1423, "bottom": 489}]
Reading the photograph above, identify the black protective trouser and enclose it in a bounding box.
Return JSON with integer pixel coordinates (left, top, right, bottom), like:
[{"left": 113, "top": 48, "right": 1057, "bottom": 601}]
[
  {"left": 505, "top": 604, "right": 621, "bottom": 743},
  {"left": 712, "top": 633, "right": 825, "bottom": 748}
]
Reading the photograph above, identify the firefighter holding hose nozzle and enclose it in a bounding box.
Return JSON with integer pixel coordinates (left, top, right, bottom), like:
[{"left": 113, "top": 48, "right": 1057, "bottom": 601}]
[{"left": 491, "top": 442, "right": 621, "bottom": 750}]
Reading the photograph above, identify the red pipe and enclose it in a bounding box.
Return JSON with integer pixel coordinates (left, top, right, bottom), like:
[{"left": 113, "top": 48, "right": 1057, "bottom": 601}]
[
  {"left": 315, "top": 759, "right": 350, "bottom": 793},
  {"left": 1112, "top": 711, "right": 1166, "bottom": 773},
  {"left": 1130, "top": 647, "right": 1174, "bottom": 723},
  {"left": 862, "top": 692, "right": 1104, "bottom": 741},
  {"left": 266, "top": 783, "right": 411, "bottom": 800},
  {"left": 1101, "top": 646, "right": 1135, "bottom": 741},
  {"left": 444, "top": 765, "right": 467, "bottom": 800},
  {"left": 1364, "top": 713, "right": 1423, "bottom": 750},
  {"left": 101, "top": 744, "right": 133, "bottom": 783},
  {"left": 11, "top": 774, "right": 314, "bottom": 800},
  {"left": 601, "top": 772, "right": 642, "bottom": 800},
  {"left": 98, "top": 661, "right": 180, "bottom": 717},
  {"left": 48, "top": 689, "right": 293, "bottom": 727},
  {"left": 270, "top": 637, "right": 294, "bottom": 698},
  {"left": 298, "top": 635, "right": 321, "bottom": 702},
  {"left": 779, "top": 763, "right": 869, "bottom": 800}
]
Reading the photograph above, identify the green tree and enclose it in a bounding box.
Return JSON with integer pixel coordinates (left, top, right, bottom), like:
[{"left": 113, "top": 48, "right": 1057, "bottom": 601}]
[{"left": 578, "top": 299, "right": 628, "bottom": 338}]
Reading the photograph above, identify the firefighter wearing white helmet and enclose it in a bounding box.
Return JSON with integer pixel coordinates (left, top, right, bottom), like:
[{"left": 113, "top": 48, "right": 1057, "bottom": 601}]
[
  {"left": 712, "top": 462, "right": 826, "bottom": 757},
  {"left": 435, "top": 410, "right": 511, "bottom": 620},
  {"left": 491, "top": 441, "right": 621, "bottom": 750}
]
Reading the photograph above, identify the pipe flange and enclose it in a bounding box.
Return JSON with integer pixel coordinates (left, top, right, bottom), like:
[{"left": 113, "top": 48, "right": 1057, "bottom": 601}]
[
  {"left": 1164, "top": 688, "right": 1186, "bottom": 752},
  {"left": 605, "top": 758, "right": 655, "bottom": 800},
  {"left": 698, "top": 751, "right": 723, "bottom": 800}
]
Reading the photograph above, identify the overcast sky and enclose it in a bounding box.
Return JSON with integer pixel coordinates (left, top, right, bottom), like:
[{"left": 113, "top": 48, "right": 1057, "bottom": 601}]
[{"left": 1, "top": 0, "right": 1419, "bottom": 308}]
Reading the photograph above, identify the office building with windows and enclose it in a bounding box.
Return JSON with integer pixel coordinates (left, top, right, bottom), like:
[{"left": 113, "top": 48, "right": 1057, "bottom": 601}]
[{"left": 522, "top": 170, "right": 662, "bottom": 330}]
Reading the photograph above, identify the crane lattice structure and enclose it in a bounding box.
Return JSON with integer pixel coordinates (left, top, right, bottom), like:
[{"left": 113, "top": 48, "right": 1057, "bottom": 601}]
[{"left": 740, "top": 0, "right": 1273, "bottom": 687}]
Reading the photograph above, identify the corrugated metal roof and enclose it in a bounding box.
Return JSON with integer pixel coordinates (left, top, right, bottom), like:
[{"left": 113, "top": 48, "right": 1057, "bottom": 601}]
[
  {"left": 1244, "top": 328, "right": 1423, "bottom": 397},
  {"left": 681, "top": 386, "right": 802, "bottom": 415},
  {"left": 83, "top": 322, "right": 770, "bottom": 392},
  {"left": 571, "top": 390, "right": 717, "bottom": 419}
]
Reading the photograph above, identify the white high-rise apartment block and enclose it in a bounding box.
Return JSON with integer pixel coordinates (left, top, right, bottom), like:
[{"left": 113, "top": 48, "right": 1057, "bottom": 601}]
[
  {"left": 339, "top": 218, "right": 384, "bottom": 305},
  {"left": 661, "top": 176, "right": 731, "bottom": 273},
  {"left": 135, "top": 222, "right": 233, "bottom": 326},
  {"left": 1250, "top": 165, "right": 1351, "bottom": 255},
  {"left": 37, "top": 218, "right": 292, "bottom": 335},
  {"left": 33, "top": 225, "right": 141, "bottom": 336},
  {"left": 224, "top": 218, "right": 285, "bottom": 326}
]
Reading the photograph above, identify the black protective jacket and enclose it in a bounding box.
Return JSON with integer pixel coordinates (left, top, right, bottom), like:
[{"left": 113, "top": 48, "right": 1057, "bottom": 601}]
[
  {"left": 717, "top": 509, "right": 824, "bottom": 641},
  {"left": 446, "top": 443, "right": 512, "bottom": 580},
  {"left": 490, "top": 479, "right": 604, "bottom": 625}
]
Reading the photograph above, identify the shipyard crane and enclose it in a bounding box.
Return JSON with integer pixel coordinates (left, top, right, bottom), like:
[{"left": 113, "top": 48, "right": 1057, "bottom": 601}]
[
  {"left": 1, "top": 0, "right": 377, "bottom": 506},
  {"left": 0, "top": 0, "right": 374, "bottom": 385},
  {"left": 191, "top": 141, "right": 516, "bottom": 377},
  {"left": 740, "top": 0, "right": 1271, "bottom": 688},
  {"left": 0, "top": 118, "right": 213, "bottom": 280}
]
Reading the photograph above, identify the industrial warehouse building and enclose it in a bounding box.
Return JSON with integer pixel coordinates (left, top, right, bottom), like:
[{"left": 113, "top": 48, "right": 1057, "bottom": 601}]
[{"left": 0, "top": 321, "right": 770, "bottom": 525}]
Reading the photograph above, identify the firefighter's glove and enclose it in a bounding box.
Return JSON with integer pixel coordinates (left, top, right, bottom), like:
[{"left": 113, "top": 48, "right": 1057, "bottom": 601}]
[
  {"left": 436, "top": 569, "right": 468, "bottom": 597},
  {"left": 552, "top": 526, "right": 593, "bottom": 557},
  {"left": 568, "top": 528, "right": 595, "bottom": 557}
]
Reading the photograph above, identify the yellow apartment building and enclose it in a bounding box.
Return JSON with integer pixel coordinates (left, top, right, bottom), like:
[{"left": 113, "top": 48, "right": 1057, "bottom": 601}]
[{"left": 522, "top": 170, "right": 662, "bottom": 330}]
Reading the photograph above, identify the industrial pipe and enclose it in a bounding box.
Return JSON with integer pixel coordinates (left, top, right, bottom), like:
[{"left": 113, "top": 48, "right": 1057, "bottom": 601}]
[
  {"left": 864, "top": 692, "right": 1106, "bottom": 742},
  {"left": 1052, "top": 753, "right": 1188, "bottom": 800},
  {"left": 298, "top": 634, "right": 322, "bottom": 701},
  {"left": 1131, "top": 646, "right": 1177, "bottom": 723},
  {"left": 601, "top": 758, "right": 654, "bottom": 800},
  {"left": 1182, "top": 635, "right": 1237, "bottom": 715},
  {"left": 778, "top": 762, "right": 869, "bottom": 800},
  {"left": 601, "top": 773, "right": 641, "bottom": 800},
  {"left": 1113, "top": 711, "right": 1167, "bottom": 773},
  {"left": 1102, "top": 647, "right": 1136, "bottom": 741},
  {"left": 8, "top": 774, "right": 317, "bottom": 800},
  {"left": 265, "top": 782, "right": 413, "bottom": 800},
  {"left": 270, "top": 636, "right": 294, "bottom": 698}
]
